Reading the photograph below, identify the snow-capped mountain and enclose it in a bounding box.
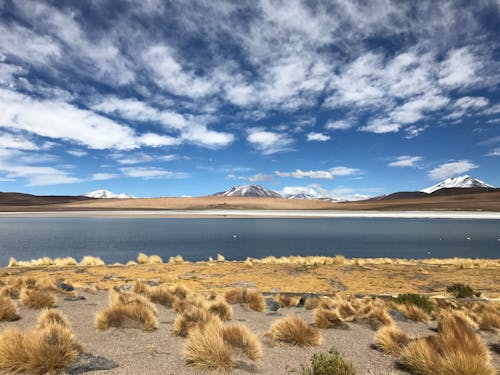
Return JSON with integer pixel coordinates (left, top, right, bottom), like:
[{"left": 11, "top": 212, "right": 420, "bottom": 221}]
[
  {"left": 421, "top": 175, "right": 494, "bottom": 194},
  {"left": 285, "top": 193, "right": 317, "bottom": 200},
  {"left": 84, "top": 190, "right": 135, "bottom": 199},
  {"left": 213, "top": 185, "right": 283, "bottom": 198}
]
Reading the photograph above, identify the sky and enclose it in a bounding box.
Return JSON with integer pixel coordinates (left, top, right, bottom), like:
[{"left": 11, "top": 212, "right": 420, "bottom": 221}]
[{"left": 0, "top": 0, "right": 499, "bottom": 200}]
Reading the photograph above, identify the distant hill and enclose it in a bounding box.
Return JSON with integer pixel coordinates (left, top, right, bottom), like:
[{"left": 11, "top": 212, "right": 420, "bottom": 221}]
[{"left": 0, "top": 192, "right": 93, "bottom": 206}]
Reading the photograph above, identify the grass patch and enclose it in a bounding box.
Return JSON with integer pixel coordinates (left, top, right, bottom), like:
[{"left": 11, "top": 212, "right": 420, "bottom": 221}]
[
  {"left": 446, "top": 283, "right": 481, "bottom": 298},
  {"left": 269, "top": 316, "right": 322, "bottom": 346},
  {"left": 21, "top": 289, "right": 56, "bottom": 309},
  {"left": 373, "top": 325, "right": 411, "bottom": 355},
  {"left": 301, "top": 351, "right": 356, "bottom": 375},
  {"left": 0, "top": 296, "right": 18, "bottom": 321},
  {"left": 393, "top": 293, "right": 433, "bottom": 314}
]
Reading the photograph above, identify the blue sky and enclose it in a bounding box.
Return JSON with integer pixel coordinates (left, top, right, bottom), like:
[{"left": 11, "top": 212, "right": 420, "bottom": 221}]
[{"left": 0, "top": 0, "right": 499, "bottom": 199}]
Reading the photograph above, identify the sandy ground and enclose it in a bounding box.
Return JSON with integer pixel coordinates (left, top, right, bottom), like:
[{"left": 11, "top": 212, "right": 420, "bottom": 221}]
[
  {"left": 2, "top": 291, "right": 498, "bottom": 375},
  {"left": 1, "top": 209, "right": 500, "bottom": 219}
]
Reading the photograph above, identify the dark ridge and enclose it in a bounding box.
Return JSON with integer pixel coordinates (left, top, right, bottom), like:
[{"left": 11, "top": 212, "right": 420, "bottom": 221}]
[{"left": 0, "top": 192, "right": 95, "bottom": 206}]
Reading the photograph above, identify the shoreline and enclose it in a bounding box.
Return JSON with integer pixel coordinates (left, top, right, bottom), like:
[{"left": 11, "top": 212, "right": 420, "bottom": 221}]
[{"left": 1, "top": 209, "right": 500, "bottom": 219}]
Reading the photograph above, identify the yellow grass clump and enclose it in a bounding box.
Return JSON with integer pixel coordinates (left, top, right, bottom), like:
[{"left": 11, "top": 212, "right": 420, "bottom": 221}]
[
  {"left": 0, "top": 296, "right": 18, "bottom": 321},
  {"left": 173, "top": 306, "right": 213, "bottom": 337},
  {"left": 0, "top": 286, "right": 20, "bottom": 300},
  {"left": 149, "top": 286, "right": 176, "bottom": 307},
  {"left": 269, "top": 316, "right": 322, "bottom": 346},
  {"left": 21, "top": 289, "right": 56, "bottom": 309},
  {"left": 37, "top": 309, "right": 70, "bottom": 330},
  {"left": 275, "top": 294, "right": 301, "bottom": 308},
  {"left": 125, "top": 260, "right": 137, "bottom": 266},
  {"left": 304, "top": 296, "right": 320, "bottom": 310},
  {"left": 400, "top": 312, "right": 495, "bottom": 375},
  {"left": 96, "top": 290, "right": 159, "bottom": 332},
  {"left": 224, "top": 288, "right": 266, "bottom": 312},
  {"left": 137, "top": 252, "right": 150, "bottom": 264},
  {"left": 222, "top": 323, "right": 262, "bottom": 361},
  {"left": 168, "top": 255, "right": 184, "bottom": 264},
  {"left": 358, "top": 307, "right": 394, "bottom": 330},
  {"left": 0, "top": 311, "right": 82, "bottom": 374},
  {"left": 133, "top": 280, "right": 152, "bottom": 296},
  {"left": 185, "top": 318, "right": 233, "bottom": 372},
  {"left": 185, "top": 318, "right": 262, "bottom": 372},
  {"left": 314, "top": 308, "right": 344, "bottom": 329},
  {"left": 374, "top": 325, "right": 411, "bottom": 355},
  {"left": 149, "top": 254, "right": 163, "bottom": 264},
  {"left": 79, "top": 256, "right": 105, "bottom": 266},
  {"left": 216, "top": 253, "right": 226, "bottom": 262},
  {"left": 7, "top": 257, "right": 17, "bottom": 267},
  {"left": 398, "top": 304, "right": 430, "bottom": 323},
  {"left": 53, "top": 257, "right": 78, "bottom": 266},
  {"left": 208, "top": 299, "right": 233, "bottom": 321}
]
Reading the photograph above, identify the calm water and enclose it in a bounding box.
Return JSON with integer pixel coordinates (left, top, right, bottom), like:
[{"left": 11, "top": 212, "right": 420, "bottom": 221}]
[{"left": 0, "top": 218, "right": 499, "bottom": 266}]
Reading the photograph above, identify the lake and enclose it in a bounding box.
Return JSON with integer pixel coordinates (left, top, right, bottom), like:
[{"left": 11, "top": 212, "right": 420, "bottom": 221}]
[{"left": 0, "top": 217, "right": 499, "bottom": 266}]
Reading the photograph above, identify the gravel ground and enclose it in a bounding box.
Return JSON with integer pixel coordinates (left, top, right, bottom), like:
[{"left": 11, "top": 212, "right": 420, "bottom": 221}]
[{"left": 1, "top": 291, "right": 498, "bottom": 375}]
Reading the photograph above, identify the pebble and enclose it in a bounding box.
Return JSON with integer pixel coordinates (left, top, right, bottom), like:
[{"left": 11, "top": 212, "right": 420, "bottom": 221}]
[
  {"left": 265, "top": 297, "right": 280, "bottom": 311},
  {"left": 66, "top": 352, "right": 118, "bottom": 374}
]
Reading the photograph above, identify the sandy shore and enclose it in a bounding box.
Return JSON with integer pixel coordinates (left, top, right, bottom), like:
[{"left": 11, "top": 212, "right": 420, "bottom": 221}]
[
  {"left": 1, "top": 209, "right": 500, "bottom": 219},
  {"left": 1, "top": 290, "right": 497, "bottom": 375}
]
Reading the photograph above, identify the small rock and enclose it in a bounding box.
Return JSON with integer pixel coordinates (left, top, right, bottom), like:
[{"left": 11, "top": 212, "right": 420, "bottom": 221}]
[
  {"left": 265, "top": 297, "right": 280, "bottom": 311},
  {"left": 146, "top": 278, "right": 161, "bottom": 286},
  {"left": 266, "top": 312, "right": 283, "bottom": 316},
  {"left": 117, "top": 284, "right": 132, "bottom": 292},
  {"left": 58, "top": 281, "right": 74, "bottom": 292},
  {"left": 74, "top": 268, "right": 85, "bottom": 274},
  {"left": 389, "top": 309, "right": 409, "bottom": 322},
  {"left": 67, "top": 352, "right": 118, "bottom": 374},
  {"left": 103, "top": 274, "right": 117, "bottom": 280},
  {"left": 64, "top": 295, "right": 86, "bottom": 301},
  {"left": 297, "top": 293, "right": 317, "bottom": 307},
  {"left": 285, "top": 364, "right": 297, "bottom": 372}
]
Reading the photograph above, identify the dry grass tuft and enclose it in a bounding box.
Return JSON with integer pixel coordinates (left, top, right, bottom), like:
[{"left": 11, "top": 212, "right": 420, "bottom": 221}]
[
  {"left": 222, "top": 323, "right": 262, "bottom": 361},
  {"left": 269, "top": 316, "right": 322, "bottom": 346},
  {"left": 374, "top": 324, "right": 411, "bottom": 355},
  {"left": 304, "top": 297, "right": 320, "bottom": 310},
  {"left": 479, "top": 311, "right": 500, "bottom": 331},
  {"left": 37, "top": 309, "right": 70, "bottom": 329},
  {"left": 313, "top": 308, "right": 344, "bottom": 329},
  {"left": 398, "top": 304, "right": 429, "bottom": 323},
  {"left": 438, "top": 310, "right": 478, "bottom": 332},
  {"left": 173, "top": 306, "right": 212, "bottom": 337},
  {"left": 0, "top": 311, "right": 83, "bottom": 374},
  {"left": 275, "top": 294, "right": 301, "bottom": 308},
  {"left": 168, "top": 255, "right": 184, "bottom": 264},
  {"left": 79, "top": 256, "right": 105, "bottom": 266},
  {"left": 358, "top": 307, "right": 394, "bottom": 330},
  {"left": 0, "top": 286, "right": 20, "bottom": 300},
  {"left": 185, "top": 318, "right": 233, "bottom": 372},
  {"left": 224, "top": 287, "right": 247, "bottom": 304},
  {"left": 171, "top": 284, "right": 190, "bottom": 300},
  {"left": 149, "top": 286, "right": 176, "bottom": 307},
  {"left": 208, "top": 299, "right": 233, "bottom": 321},
  {"left": 96, "top": 290, "right": 159, "bottom": 332},
  {"left": 216, "top": 253, "right": 226, "bottom": 262},
  {"left": 21, "top": 289, "right": 56, "bottom": 309},
  {"left": 247, "top": 290, "right": 266, "bottom": 312},
  {"left": 53, "top": 257, "right": 78, "bottom": 266},
  {"left": 133, "top": 280, "right": 152, "bottom": 295},
  {"left": 149, "top": 254, "right": 163, "bottom": 264},
  {"left": 173, "top": 294, "right": 207, "bottom": 314},
  {"left": 400, "top": 311, "right": 495, "bottom": 375},
  {"left": 337, "top": 301, "right": 357, "bottom": 320},
  {"left": 137, "top": 252, "right": 150, "bottom": 264},
  {"left": 0, "top": 296, "right": 18, "bottom": 321}
]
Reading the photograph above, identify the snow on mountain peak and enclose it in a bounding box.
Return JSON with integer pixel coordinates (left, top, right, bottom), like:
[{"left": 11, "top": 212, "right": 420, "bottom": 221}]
[
  {"left": 84, "top": 189, "right": 135, "bottom": 199},
  {"left": 421, "top": 175, "right": 493, "bottom": 194},
  {"left": 214, "top": 185, "right": 283, "bottom": 198}
]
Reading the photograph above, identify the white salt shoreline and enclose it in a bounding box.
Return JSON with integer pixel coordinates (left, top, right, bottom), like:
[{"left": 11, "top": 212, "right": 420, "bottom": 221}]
[{"left": 0, "top": 209, "right": 500, "bottom": 219}]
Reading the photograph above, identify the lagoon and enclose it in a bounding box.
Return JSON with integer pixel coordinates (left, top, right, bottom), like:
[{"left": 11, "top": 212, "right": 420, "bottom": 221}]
[{"left": 0, "top": 217, "right": 499, "bottom": 266}]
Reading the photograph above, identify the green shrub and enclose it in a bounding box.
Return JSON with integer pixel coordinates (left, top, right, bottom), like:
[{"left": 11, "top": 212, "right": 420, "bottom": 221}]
[
  {"left": 393, "top": 293, "right": 433, "bottom": 314},
  {"left": 301, "top": 351, "right": 356, "bottom": 375},
  {"left": 446, "top": 283, "right": 481, "bottom": 299}
]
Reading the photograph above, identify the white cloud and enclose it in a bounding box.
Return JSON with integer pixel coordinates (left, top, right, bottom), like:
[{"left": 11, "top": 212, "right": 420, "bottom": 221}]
[
  {"left": 428, "top": 160, "right": 478, "bottom": 180},
  {"left": 359, "top": 119, "right": 401, "bottom": 134},
  {"left": 325, "top": 120, "right": 353, "bottom": 131},
  {"left": 306, "top": 132, "right": 330, "bottom": 141},
  {"left": 249, "top": 173, "right": 273, "bottom": 182},
  {"left": 66, "top": 150, "right": 87, "bottom": 157},
  {"left": 120, "top": 167, "right": 188, "bottom": 179},
  {"left": 91, "top": 173, "right": 118, "bottom": 181},
  {"left": 0, "top": 133, "right": 39, "bottom": 150},
  {"left": 486, "top": 148, "right": 500, "bottom": 157},
  {"left": 0, "top": 88, "right": 181, "bottom": 150},
  {"left": 439, "top": 47, "right": 479, "bottom": 89},
  {"left": 275, "top": 169, "right": 334, "bottom": 180},
  {"left": 246, "top": 128, "right": 293, "bottom": 155},
  {"left": 389, "top": 156, "right": 422, "bottom": 168},
  {"left": 390, "top": 93, "right": 449, "bottom": 124},
  {"left": 275, "top": 166, "right": 360, "bottom": 180},
  {"left": 455, "top": 96, "right": 489, "bottom": 109}
]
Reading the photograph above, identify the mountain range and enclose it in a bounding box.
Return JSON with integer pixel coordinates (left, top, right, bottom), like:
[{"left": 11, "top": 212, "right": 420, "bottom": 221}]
[{"left": 84, "top": 190, "right": 135, "bottom": 199}]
